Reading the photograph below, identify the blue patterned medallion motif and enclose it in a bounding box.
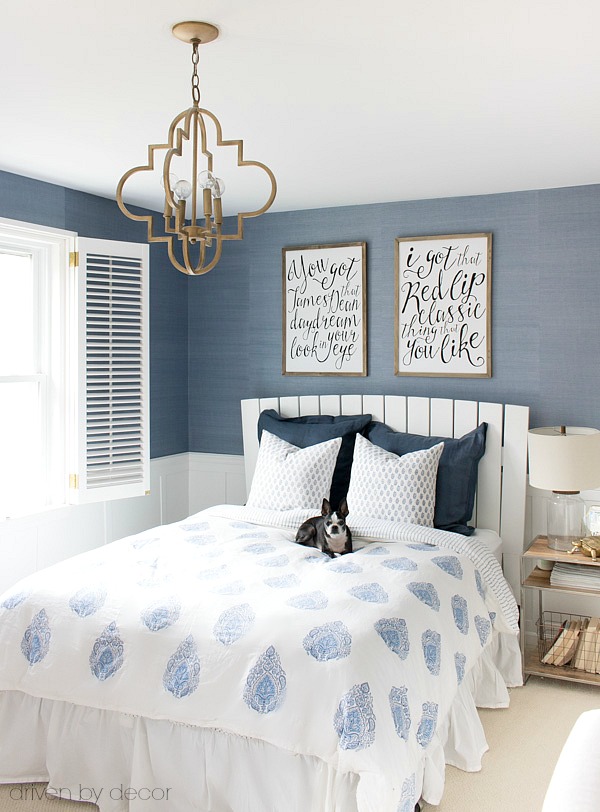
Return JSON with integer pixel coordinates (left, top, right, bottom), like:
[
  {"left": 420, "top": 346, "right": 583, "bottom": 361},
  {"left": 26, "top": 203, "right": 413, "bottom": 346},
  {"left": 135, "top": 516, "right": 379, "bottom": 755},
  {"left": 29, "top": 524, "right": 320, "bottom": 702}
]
[
  {"left": 451, "top": 595, "right": 469, "bottom": 635},
  {"left": 381, "top": 557, "right": 417, "bottom": 572},
  {"left": 475, "top": 614, "right": 491, "bottom": 647},
  {"left": 180, "top": 522, "right": 210, "bottom": 532},
  {"left": 257, "top": 554, "right": 289, "bottom": 568},
  {"left": 286, "top": 591, "right": 329, "bottom": 610},
  {"left": 69, "top": 586, "right": 106, "bottom": 617},
  {"left": 89, "top": 622, "right": 124, "bottom": 681},
  {"left": 243, "top": 646, "right": 286, "bottom": 714},
  {"left": 416, "top": 701, "right": 438, "bottom": 748},
  {"left": 21, "top": 609, "right": 51, "bottom": 665},
  {"left": 422, "top": 629, "right": 441, "bottom": 675},
  {"left": 186, "top": 534, "right": 217, "bottom": 546},
  {"left": 406, "top": 582, "right": 440, "bottom": 611},
  {"left": 141, "top": 598, "right": 181, "bottom": 631},
  {"left": 163, "top": 635, "right": 201, "bottom": 698},
  {"left": 475, "top": 570, "right": 486, "bottom": 600},
  {"left": 213, "top": 603, "right": 255, "bottom": 645},
  {"left": 213, "top": 581, "right": 246, "bottom": 595},
  {"left": 328, "top": 560, "right": 363, "bottom": 574},
  {"left": 374, "top": 618, "right": 410, "bottom": 659},
  {"left": 243, "top": 542, "right": 276, "bottom": 555},
  {"left": 203, "top": 547, "right": 224, "bottom": 559},
  {"left": 398, "top": 774, "right": 417, "bottom": 812},
  {"left": 303, "top": 621, "right": 352, "bottom": 662},
  {"left": 2, "top": 591, "right": 29, "bottom": 610},
  {"left": 349, "top": 583, "right": 389, "bottom": 604},
  {"left": 238, "top": 531, "right": 269, "bottom": 539},
  {"left": 334, "top": 683, "right": 376, "bottom": 751},
  {"left": 264, "top": 574, "right": 300, "bottom": 589},
  {"left": 432, "top": 555, "right": 464, "bottom": 579},
  {"left": 454, "top": 652, "right": 467, "bottom": 684},
  {"left": 389, "top": 685, "right": 411, "bottom": 741}
]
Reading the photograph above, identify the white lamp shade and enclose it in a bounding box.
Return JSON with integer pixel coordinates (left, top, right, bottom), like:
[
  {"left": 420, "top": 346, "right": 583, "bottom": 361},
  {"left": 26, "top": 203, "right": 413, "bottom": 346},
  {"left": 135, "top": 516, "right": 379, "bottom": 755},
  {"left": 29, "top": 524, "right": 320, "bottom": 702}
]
[{"left": 528, "top": 427, "right": 600, "bottom": 492}]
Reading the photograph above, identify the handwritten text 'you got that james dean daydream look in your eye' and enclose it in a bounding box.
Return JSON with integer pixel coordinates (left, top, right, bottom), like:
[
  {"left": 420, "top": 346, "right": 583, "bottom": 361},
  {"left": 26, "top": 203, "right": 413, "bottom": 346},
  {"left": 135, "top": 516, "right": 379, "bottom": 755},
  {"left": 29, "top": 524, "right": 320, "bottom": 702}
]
[{"left": 284, "top": 246, "right": 365, "bottom": 374}]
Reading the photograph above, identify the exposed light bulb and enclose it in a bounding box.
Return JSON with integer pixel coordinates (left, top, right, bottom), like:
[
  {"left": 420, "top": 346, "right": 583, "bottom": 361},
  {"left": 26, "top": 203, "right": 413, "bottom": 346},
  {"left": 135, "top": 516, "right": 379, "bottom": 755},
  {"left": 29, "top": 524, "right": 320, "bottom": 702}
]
[
  {"left": 173, "top": 179, "right": 192, "bottom": 200},
  {"left": 211, "top": 177, "right": 225, "bottom": 198},
  {"left": 161, "top": 172, "right": 179, "bottom": 192},
  {"left": 197, "top": 170, "right": 215, "bottom": 189}
]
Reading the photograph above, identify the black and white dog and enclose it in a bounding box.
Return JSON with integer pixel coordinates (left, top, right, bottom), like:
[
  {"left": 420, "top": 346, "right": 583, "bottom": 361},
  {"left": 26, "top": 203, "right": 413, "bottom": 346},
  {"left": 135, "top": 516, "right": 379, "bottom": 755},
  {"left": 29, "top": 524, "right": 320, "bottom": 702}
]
[{"left": 295, "top": 498, "right": 353, "bottom": 558}]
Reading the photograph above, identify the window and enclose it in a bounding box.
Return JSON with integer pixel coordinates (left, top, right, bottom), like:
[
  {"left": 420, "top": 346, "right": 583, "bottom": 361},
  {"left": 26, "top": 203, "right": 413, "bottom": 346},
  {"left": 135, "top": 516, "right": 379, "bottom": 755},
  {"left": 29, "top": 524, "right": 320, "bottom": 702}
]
[{"left": 0, "top": 219, "right": 149, "bottom": 519}]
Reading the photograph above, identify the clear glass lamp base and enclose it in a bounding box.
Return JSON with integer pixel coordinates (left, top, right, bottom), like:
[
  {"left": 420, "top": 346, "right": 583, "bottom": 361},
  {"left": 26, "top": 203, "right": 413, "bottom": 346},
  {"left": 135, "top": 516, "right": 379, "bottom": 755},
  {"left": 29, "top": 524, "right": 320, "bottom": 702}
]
[{"left": 547, "top": 491, "right": 585, "bottom": 551}]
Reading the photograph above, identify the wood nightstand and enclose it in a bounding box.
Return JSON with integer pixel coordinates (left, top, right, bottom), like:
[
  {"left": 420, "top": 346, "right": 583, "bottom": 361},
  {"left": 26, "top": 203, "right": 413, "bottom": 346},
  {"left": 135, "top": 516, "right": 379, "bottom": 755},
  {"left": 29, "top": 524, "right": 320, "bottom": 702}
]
[{"left": 521, "top": 535, "right": 600, "bottom": 685}]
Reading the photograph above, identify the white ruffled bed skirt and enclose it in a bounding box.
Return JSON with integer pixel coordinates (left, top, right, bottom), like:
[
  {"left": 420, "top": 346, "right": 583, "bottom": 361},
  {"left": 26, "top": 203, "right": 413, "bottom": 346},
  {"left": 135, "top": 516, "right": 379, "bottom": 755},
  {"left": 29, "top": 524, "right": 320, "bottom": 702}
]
[{"left": 0, "top": 633, "right": 522, "bottom": 812}]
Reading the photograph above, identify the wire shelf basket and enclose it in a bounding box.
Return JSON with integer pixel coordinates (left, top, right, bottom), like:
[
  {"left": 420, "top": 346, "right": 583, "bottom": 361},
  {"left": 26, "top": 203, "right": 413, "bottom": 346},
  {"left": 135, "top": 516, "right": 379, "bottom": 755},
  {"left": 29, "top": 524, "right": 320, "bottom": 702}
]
[{"left": 537, "top": 611, "right": 598, "bottom": 671}]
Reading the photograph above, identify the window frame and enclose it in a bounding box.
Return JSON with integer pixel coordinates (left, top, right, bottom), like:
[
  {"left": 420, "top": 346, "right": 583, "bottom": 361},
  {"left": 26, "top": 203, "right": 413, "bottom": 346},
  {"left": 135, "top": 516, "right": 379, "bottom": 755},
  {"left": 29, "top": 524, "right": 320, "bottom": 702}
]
[
  {"left": 0, "top": 218, "right": 149, "bottom": 519},
  {"left": 0, "top": 218, "right": 76, "bottom": 518}
]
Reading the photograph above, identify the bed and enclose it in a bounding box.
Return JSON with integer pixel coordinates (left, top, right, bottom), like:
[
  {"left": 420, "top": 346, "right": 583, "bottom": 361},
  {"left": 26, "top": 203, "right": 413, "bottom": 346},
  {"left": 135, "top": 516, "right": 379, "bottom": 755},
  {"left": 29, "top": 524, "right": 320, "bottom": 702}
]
[{"left": 0, "top": 394, "right": 529, "bottom": 812}]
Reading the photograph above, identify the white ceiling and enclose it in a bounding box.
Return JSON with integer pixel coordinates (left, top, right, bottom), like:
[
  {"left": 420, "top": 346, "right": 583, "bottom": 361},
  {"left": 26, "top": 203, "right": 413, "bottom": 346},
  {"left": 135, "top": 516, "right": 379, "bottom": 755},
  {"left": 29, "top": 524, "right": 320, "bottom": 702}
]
[{"left": 2, "top": 0, "right": 600, "bottom": 215}]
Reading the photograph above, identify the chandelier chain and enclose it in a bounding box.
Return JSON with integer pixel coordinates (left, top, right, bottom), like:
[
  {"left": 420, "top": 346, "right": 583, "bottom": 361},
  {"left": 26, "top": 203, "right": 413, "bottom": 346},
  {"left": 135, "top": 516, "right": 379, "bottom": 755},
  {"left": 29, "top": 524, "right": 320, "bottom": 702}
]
[{"left": 191, "top": 41, "right": 201, "bottom": 106}]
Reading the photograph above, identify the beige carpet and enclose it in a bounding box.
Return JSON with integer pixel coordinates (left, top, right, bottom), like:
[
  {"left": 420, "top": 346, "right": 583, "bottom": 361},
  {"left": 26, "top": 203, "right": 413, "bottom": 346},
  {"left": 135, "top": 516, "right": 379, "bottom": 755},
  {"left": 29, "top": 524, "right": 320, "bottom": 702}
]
[
  {"left": 0, "top": 676, "right": 598, "bottom": 811},
  {"left": 422, "top": 676, "right": 600, "bottom": 811}
]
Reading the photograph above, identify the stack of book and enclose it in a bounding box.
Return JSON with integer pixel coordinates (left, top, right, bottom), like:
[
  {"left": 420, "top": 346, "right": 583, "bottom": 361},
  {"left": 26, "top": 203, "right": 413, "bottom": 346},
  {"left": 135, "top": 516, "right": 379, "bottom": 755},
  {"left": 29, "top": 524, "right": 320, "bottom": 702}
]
[
  {"left": 542, "top": 616, "right": 600, "bottom": 671},
  {"left": 550, "top": 562, "right": 600, "bottom": 590}
]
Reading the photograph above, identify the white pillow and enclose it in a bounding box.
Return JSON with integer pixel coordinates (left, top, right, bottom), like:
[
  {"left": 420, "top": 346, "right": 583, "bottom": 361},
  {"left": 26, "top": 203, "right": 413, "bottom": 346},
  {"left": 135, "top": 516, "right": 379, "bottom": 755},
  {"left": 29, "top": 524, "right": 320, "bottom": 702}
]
[
  {"left": 346, "top": 434, "right": 443, "bottom": 525},
  {"left": 247, "top": 430, "right": 342, "bottom": 510}
]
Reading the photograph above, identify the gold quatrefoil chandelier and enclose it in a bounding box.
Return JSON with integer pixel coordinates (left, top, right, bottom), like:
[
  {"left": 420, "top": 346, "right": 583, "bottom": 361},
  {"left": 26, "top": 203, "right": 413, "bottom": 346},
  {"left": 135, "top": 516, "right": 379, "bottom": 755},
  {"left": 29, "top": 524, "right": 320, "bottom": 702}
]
[{"left": 116, "top": 21, "right": 277, "bottom": 275}]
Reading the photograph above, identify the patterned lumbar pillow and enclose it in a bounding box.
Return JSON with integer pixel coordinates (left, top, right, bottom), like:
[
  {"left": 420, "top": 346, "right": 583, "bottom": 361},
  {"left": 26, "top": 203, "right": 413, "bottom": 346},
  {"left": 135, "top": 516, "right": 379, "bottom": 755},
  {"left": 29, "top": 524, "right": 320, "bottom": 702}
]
[
  {"left": 247, "top": 430, "right": 342, "bottom": 510},
  {"left": 346, "top": 434, "right": 443, "bottom": 525}
]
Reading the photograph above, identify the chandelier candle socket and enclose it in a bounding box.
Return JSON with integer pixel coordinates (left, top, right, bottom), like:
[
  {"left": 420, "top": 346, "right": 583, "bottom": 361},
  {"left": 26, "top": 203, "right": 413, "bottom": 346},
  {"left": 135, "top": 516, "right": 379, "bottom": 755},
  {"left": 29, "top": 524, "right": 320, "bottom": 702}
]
[
  {"left": 116, "top": 21, "right": 277, "bottom": 275},
  {"left": 528, "top": 426, "right": 600, "bottom": 551}
]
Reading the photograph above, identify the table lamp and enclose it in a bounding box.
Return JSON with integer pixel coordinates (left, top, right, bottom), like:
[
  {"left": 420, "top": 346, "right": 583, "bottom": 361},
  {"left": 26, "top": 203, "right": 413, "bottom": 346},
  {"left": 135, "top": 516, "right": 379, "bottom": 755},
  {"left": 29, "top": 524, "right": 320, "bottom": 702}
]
[{"left": 528, "top": 426, "right": 600, "bottom": 551}]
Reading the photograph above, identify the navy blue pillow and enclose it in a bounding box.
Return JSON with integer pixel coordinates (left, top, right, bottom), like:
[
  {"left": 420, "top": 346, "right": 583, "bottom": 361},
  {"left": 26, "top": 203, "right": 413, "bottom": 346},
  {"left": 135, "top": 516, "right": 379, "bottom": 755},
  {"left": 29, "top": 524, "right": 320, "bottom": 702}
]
[
  {"left": 257, "top": 410, "right": 372, "bottom": 510},
  {"left": 365, "top": 422, "right": 487, "bottom": 535}
]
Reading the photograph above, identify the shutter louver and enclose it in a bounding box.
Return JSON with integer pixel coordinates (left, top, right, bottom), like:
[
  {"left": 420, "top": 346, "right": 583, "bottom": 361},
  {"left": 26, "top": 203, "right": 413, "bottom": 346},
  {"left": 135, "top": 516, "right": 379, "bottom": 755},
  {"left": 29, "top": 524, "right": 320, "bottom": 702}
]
[{"left": 73, "top": 239, "right": 149, "bottom": 503}]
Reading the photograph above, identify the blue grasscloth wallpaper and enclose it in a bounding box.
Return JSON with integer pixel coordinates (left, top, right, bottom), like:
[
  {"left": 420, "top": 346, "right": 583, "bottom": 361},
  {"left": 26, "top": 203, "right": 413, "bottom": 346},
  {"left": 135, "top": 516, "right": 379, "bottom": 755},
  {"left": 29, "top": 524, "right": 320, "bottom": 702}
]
[
  {"left": 189, "top": 184, "right": 600, "bottom": 454},
  {"left": 2, "top": 169, "right": 600, "bottom": 459}
]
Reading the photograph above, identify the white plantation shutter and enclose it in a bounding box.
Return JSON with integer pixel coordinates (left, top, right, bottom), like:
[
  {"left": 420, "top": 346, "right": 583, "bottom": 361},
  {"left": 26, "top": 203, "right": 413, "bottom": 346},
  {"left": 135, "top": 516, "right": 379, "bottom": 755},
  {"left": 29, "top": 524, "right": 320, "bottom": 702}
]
[{"left": 72, "top": 238, "right": 149, "bottom": 503}]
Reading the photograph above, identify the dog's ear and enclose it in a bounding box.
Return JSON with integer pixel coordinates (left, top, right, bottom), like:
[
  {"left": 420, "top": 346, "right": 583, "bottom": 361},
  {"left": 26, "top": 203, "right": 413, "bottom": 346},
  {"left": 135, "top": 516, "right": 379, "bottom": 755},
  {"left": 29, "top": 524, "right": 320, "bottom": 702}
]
[
  {"left": 338, "top": 498, "right": 349, "bottom": 518},
  {"left": 321, "top": 498, "right": 331, "bottom": 516}
]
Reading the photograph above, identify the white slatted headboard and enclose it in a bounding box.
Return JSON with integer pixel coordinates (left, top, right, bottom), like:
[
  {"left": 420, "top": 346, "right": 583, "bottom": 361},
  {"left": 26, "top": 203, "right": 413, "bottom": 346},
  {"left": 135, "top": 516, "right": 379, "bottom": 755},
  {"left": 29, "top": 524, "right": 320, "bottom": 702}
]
[{"left": 241, "top": 394, "right": 529, "bottom": 594}]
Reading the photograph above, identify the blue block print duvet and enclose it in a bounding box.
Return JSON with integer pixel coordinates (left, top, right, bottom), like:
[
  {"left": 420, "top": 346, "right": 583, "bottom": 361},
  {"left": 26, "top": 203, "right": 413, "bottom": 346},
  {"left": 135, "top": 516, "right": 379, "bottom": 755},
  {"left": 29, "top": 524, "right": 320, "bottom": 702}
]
[{"left": 0, "top": 504, "right": 521, "bottom": 812}]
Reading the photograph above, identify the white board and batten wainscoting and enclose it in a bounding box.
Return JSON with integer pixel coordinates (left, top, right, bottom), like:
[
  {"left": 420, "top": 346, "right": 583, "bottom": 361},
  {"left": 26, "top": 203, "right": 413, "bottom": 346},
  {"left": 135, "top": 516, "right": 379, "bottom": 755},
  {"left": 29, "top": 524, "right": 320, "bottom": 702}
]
[
  {"left": 5, "top": 392, "right": 600, "bottom": 605},
  {"left": 0, "top": 453, "right": 245, "bottom": 596}
]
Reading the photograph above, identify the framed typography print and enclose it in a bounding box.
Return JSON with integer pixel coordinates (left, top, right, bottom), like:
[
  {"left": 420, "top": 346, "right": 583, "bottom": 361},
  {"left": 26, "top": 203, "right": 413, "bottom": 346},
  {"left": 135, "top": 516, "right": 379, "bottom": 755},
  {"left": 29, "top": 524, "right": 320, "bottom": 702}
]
[
  {"left": 395, "top": 233, "right": 492, "bottom": 377},
  {"left": 283, "top": 242, "right": 367, "bottom": 376}
]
